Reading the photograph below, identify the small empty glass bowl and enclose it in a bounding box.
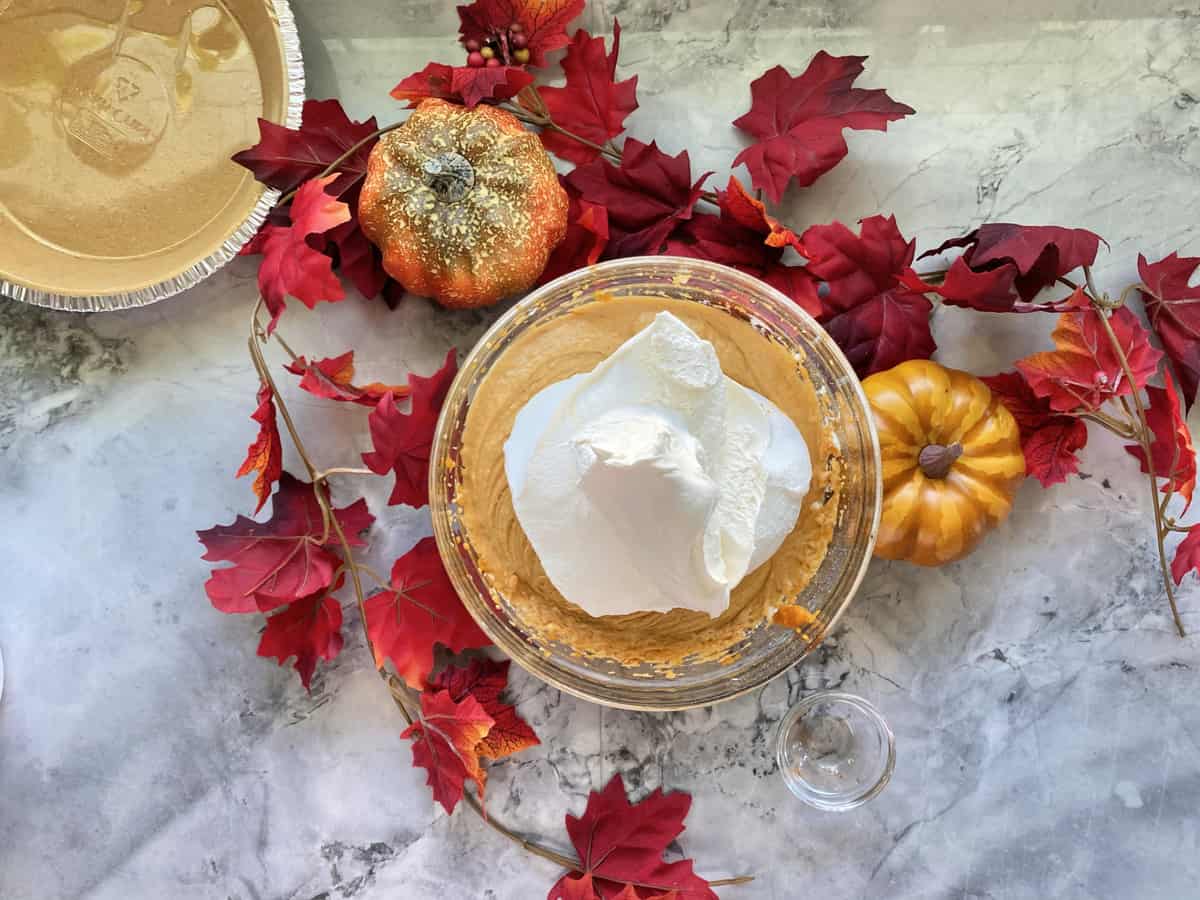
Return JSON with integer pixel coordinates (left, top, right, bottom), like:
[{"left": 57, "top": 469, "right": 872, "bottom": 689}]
[{"left": 776, "top": 691, "right": 895, "bottom": 810}]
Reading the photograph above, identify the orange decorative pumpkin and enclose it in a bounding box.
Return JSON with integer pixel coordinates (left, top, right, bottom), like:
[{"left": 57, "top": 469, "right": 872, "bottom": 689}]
[
  {"left": 358, "top": 99, "right": 568, "bottom": 309},
  {"left": 863, "top": 360, "right": 1025, "bottom": 567}
]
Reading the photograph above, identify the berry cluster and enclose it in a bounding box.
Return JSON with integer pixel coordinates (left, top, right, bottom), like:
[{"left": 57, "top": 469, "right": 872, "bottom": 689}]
[{"left": 464, "top": 22, "right": 529, "bottom": 68}]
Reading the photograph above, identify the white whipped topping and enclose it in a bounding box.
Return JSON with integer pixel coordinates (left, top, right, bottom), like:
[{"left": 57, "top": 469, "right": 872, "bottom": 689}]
[{"left": 504, "top": 312, "right": 811, "bottom": 619}]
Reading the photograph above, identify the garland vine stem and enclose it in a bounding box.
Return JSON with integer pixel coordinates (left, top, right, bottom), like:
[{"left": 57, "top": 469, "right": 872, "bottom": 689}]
[
  {"left": 1079, "top": 265, "right": 1185, "bottom": 637},
  {"left": 247, "top": 300, "right": 754, "bottom": 890}
]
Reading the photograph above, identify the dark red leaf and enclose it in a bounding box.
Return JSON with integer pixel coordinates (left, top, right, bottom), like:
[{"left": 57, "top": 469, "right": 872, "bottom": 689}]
[
  {"left": 802, "top": 214, "right": 914, "bottom": 310},
  {"left": 716, "top": 176, "right": 803, "bottom": 252},
  {"left": 458, "top": 0, "right": 586, "bottom": 68},
  {"left": 662, "top": 212, "right": 782, "bottom": 273},
  {"left": 821, "top": 287, "right": 935, "bottom": 377},
  {"left": 1016, "top": 289, "right": 1162, "bottom": 411},
  {"left": 365, "top": 538, "right": 491, "bottom": 689},
  {"left": 731, "top": 53, "right": 914, "bottom": 203},
  {"left": 429, "top": 659, "right": 540, "bottom": 760},
  {"left": 235, "top": 383, "right": 282, "bottom": 513},
  {"left": 257, "top": 175, "right": 350, "bottom": 331},
  {"left": 284, "top": 351, "right": 411, "bottom": 407},
  {"left": 1125, "top": 379, "right": 1197, "bottom": 510},
  {"left": 981, "top": 371, "right": 1089, "bottom": 487},
  {"left": 232, "top": 99, "right": 379, "bottom": 200},
  {"left": 537, "top": 22, "right": 638, "bottom": 165},
  {"left": 327, "top": 218, "right": 389, "bottom": 299},
  {"left": 932, "top": 258, "right": 1020, "bottom": 312},
  {"left": 402, "top": 689, "right": 494, "bottom": 815},
  {"left": 257, "top": 583, "right": 344, "bottom": 691},
  {"left": 921, "top": 224, "right": 1104, "bottom": 306},
  {"left": 799, "top": 215, "right": 934, "bottom": 376},
  {"left": 761, "top": 264, "right": 822, "bottom": 318},
  {"left": 361, "top": 349, "right": 458, "bottom": 507},
  {"left": 1139, "top": 252, "right": 1200, "bottom": 409},
  {"left": 549, "top": 774, "right": 715, "bottom": 900},
  {"left": 197, "top": 473, "right": 373, "bottom": 614},
  {"left": 565, "top": 139, "right": 710, "bottom": 258},
  {"left": 391, "top": 62, "right": 534, "bottom": 108},
  {"left": 538, "top": 189, "right": 609, "bottom": 285}
]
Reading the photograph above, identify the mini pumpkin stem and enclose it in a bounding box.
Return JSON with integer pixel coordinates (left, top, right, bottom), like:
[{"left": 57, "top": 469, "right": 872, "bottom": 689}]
[
  {"left": 918, "top": 442, "right": 963, "bottom": 479},
  {"left": 421, "top": 151, "right": 475, "bottom": 203}
]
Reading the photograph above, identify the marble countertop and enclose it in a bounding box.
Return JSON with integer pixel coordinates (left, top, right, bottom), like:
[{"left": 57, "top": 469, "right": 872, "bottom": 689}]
[{"left": 4, "top": 1, "right": 1200, "bottom": 898}]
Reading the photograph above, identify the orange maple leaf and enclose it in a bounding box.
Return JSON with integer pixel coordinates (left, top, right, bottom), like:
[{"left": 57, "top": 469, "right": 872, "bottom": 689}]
[
  {"left": 402, "top": 689, "right": 494, "bottom": 815},
  {"left": 234, "top": 383, "right": 282, "bottom": 513}
]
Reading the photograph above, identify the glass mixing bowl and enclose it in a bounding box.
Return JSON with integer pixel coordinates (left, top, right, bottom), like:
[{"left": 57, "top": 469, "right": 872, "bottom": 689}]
[{"left": 429, "top": 257, "right": 881, "bottom": 710}]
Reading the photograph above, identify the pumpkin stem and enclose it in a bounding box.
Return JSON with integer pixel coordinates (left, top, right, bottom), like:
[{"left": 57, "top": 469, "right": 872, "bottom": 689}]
[
  {"left": 918, "top": 442, "right": 963, "bottom": 479},
  {"left": 421, "top": 151, "right": 475, "bottom": 203}
]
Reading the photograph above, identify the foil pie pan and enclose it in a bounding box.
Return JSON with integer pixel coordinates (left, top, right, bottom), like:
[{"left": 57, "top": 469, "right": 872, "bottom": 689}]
[{"left": 0, "top": 0, "right": 305, "bottom": 311}]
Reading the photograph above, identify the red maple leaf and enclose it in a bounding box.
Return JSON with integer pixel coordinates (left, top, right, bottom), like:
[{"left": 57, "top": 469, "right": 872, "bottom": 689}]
[
  {"left": 361, "top": 349, "right": 458, "bottom": 507},
  {"left": 803, "top": 215, "right": 914, "bottom": 309},
  {"left": 326, "top": 218, "right": 389, "bottom": 300},
  {"left": 548, "top": 774, "right": 715, "bottom": 900},
  {"left": 716, "top": 176, "right": 803, "bottom": 252},
  {"left": 731, "top": 53, "right": 913, "bottom": 203},
  {"left": 663, "top": 213, "right": 783, "bottom": 274},
  {"left": 257, "top": 580, "right": 344, "bottom": 691},
  {"left": 197, "top": 473, "right": 373, "bottom": 614},
  {"left": 565, "top": 139, "right": 711, "bottom": 258},
  {"left": 429, "top": 659, "right": 539, "bottom": 760},
  {"left": 762, "top": 263, "right": 822, "bottom": 318},
  {"left": 458, "top": 0, "right": 586, "bottom": 68},
  {"left": 235, "top": 383, "right": 282, "bottom": 513},
  {"left": 284, "top": 351, "right": 411, "bottom": 407},
  {"left": 257, "top": 175, "right": 350, "bottom": 331},
  {"left": 539, "top": 189, "right": 609, "bottom": 285},
  {"left": 801, "top": 215, "right": 935, "bottom": 376},
  {"left": 1016, "top": 288, "right": 1163, "bottom": 412},
  {"left": 233, "top": 99, "right": 379, "bottom": 198},
  {"left": 391, "top": 61, "right": 534, "bottom": 108},
  {"left": 1139, "top": 252, "right": 1200, "bottom": 409},
  {"left": 1125, "top": 378, "right": 1197, "bottom": 510},
  {"left": 402, "top": 689, "right": 494, "bottom": 815},
  {"left": 363, "top": 537, "right": 490, "bottom": 689},
  {"left": 921, "top": 224, "right": 1104, "bottom": 308},
  {"left": 537, "top": 22, "right": 638, "bottom": 165},
  {"left": 1172, "top": 523, "right": 1200, "bottom": 584},
  {"left": 234, "top": 100, "right": 391, "bottom": 300},
  {"left": 820, "top": 287, "right": 935, "bottom": 377},
  {"left": 556, "top": 875, "right": 677, "bottom": 900},
  {"left": 981, "top": 371, "right": 1089, "bottom": 487}
]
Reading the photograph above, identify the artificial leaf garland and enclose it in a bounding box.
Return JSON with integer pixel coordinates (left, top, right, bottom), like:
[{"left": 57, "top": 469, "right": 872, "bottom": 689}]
[{"left": 200, "top": 3, "right": 1200, "bottom": 895}]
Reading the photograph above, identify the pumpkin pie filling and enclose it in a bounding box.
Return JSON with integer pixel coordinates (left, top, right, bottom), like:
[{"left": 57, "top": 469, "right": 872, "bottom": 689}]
[{"left": 458, "top": 295, "right": 842, "bottom": 668}]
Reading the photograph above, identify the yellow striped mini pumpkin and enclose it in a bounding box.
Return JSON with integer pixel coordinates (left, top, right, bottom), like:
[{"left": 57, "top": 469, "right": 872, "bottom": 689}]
[{"left": 863, "top": 360, "right": 1025, "bottom": 567}]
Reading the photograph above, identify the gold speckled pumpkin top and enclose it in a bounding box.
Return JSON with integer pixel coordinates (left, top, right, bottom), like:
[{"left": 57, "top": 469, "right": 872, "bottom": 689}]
[{"left": 358, "top": 99, "right": 568, "bottom": 308}]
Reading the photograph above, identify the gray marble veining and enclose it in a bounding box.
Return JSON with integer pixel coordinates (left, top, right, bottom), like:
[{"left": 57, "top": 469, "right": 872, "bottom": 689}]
[{"left": 4, "top": 2, "right": 1200, "bottom": 898}]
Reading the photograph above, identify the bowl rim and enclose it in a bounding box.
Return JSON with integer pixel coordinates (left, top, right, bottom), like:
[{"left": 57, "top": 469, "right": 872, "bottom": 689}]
[{"left": 430, "top": 256, "right": 882, "bottom": 711}]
